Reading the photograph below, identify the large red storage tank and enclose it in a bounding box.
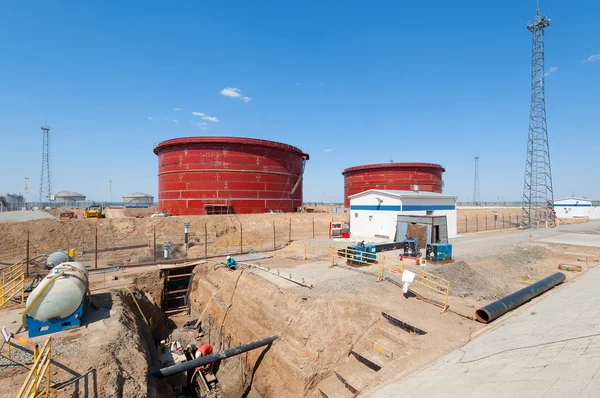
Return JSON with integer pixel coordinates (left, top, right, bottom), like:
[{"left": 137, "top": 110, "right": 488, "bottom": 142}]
[
  {"left": 154, "top": 137, "right": 310, "bottom": 215},
  {"left": 342, "top": 163, "right": 445, "bottom": 207}
]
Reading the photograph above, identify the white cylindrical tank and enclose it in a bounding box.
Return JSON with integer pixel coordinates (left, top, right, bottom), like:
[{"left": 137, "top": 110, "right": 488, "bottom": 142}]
[
  {"left": 46, "top": 250, "right": 69, "bottom": 269},
  {"left": 26, "top": 262, "right": 89, "bottom": 322}
]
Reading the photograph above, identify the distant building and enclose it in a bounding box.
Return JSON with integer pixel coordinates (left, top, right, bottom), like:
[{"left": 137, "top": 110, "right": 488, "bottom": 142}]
[
  {"left": 123, "top": 192, "right": 154, "bottom": 208},
  {"left": 52, "top": 191, "right": 86, "bottom": 204},
  {"left": 0, "top": 193, "right": 24, "bottom": 211},
  {"left": 554, "top": 198, "right": 600, "bottom": 220}
]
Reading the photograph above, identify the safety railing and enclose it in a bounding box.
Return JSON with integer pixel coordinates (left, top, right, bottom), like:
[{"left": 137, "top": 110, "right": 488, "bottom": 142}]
[
  {"left": 1, "top": 261, "right": 24, "bottom": 285},
  {"left": 16, "top": 337, "right": 52, "bottom": 398},
  {"left": 377, "top": 256, "right": 451, "bottom": 312},
  {"left": 0, "top": 262, "right": 25, "bottom": 310},
  {"left": 1, "top": 327, "right": 40, "bottom": 364}
]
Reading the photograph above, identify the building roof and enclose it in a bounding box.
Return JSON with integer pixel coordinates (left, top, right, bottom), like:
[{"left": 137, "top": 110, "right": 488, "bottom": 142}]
[
  {"left": 123, "top": 192, "right": 154, "bottom": 198},
  {"left": 349, "top": 189, "right": 457, "bottom": 200},
  {"left": 54, "top": 191, "right": 86, "bottom": 198}
]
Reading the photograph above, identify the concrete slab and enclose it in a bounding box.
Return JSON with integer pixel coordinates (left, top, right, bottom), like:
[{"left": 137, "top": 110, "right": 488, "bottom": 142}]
[
  {"left": 248, "top": 261, "right": 378, "bottom": 289},
  {"left": 0, "top": 210, "right": 55, "bottom": 223},
  {"left": 368, "top": 261, "right": 600, "bottom": 397},
  {"left": 236, "top": 253, "right": 273, "bottom": 261},
  {"left": 538, "top": 233, "right": 600, "bottom": 247}
]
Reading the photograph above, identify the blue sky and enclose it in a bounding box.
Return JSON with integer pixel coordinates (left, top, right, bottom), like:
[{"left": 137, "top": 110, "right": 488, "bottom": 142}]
[{"left": 1, "top": 0, "right": 598, "bottom": 203}]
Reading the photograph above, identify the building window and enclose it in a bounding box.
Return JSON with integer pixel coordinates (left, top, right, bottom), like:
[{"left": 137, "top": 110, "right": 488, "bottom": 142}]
[
  {"left": 355, "top": 213, "right": 358, "bottom": 218},
  {"left": 426, "top": 210, "right": 434, "bottom": 216}
]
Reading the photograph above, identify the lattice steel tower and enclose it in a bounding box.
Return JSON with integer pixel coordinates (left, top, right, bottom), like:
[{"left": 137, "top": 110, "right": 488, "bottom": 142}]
[
  {"left": 39, "top": 124, "right": 52, "bottom": 203},
  {"left": 473, "top": 155, "right": 481, "bottom": 205},
  {"left": 521, "top": 3, "right": 555, "bottom": 228}
]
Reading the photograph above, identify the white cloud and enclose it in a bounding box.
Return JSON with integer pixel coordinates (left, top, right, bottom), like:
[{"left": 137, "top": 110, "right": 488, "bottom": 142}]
[
  {"left": 584, "top": 54, "right": 600, "bottom": 63},
  {"left": 192, "top": 112, "right": 219, "bottom": 122},
  {"left": 220, "top": 87, "right": 251, "bottom": 102},
  {"left": 173, "top": 119, "right": 180, "bottom": 123},
  {"left": 190, "top": 120, "right": 208, "bottom": 130},
  {"left": 147, "top": 116, "right": 153, "bottom": 121},
  {"left": 545, "top": 66, "right": 559, "bottom": 76},
  {"left": 174, "top": 107, "right": 183, "bottom": 111},
  {"left": 324, "top": 149, "right": 333, "bottom": 152}
]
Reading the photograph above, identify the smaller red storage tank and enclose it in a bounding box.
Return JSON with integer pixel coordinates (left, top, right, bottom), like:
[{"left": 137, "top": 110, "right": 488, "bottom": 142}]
[{"left": 342, "top": 163, "right": 445, "bottom": 207}]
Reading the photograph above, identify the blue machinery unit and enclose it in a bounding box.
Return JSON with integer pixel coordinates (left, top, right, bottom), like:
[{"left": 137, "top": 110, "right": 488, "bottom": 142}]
[
  {"left": 26, "top": 297, "right": 87, "bottom": 338},
  {"left": 426, "top": 243, "right": 453, "bottom": 262},
  {"left": 403, "top": 238, "right": 419, "bottom": 257},
  {"left": 338, "top": 241, "right": 403, "bottom": 266}
]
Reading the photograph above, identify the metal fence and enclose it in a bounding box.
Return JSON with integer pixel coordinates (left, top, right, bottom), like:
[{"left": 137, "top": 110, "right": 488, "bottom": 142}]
[
  {"left": 0, "top": 217, "right": 341, "bottom": 271},
  {"left": 457, "top": 213, "right": 521, "bottom": 234}
]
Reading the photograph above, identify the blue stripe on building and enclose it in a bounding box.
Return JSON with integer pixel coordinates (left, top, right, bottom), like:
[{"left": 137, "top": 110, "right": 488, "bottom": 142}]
[
  {"left": 554, "top": 204, "right": 591, "bottom": 207},
  {"left": 350, "top": 205, "right": 401, "bottom": 211},
  {"left": 403, "top": 205, "right": 456, "bottom": 211},
  {"left": 350, "top": 205, "right": 456, "bottom": 211}
]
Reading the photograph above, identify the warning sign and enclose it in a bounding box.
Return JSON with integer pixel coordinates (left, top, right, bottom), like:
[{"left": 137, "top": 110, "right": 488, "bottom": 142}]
[{"left": 1, "top": 325, "right": 10, "bottom": 343}]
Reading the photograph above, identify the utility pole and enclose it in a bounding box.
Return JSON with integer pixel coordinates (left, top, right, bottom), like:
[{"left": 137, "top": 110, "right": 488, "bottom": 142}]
[
  {"left": 109, "top": 180, "right": 112, "bottom": 205},
  {"left": 473, "top": 155, "right": 481, "bottom": 205},
  {"left": 521, "top": 1, "right": 555, "bottom": 228}
]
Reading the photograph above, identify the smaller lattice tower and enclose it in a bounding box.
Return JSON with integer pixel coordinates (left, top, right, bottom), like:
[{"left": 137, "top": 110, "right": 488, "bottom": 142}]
[
  {"left": 473, "top": 155, "right": 481, "bottom": 204},
  {"left": 39, "top": 124, "right": 52, "bottom": 203}
]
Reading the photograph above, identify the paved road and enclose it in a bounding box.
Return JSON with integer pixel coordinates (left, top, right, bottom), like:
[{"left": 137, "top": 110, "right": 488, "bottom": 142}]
[
  {"left": 369, "top": 256, "right": 600, "bottom": 397},
  {"left": 450, "top": 221, "right": 600, "bottom": 257}
]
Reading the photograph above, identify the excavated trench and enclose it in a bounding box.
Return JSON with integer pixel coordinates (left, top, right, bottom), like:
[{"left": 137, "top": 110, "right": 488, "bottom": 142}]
[
  {"left": 187, "top": 263, "right": 432, "bottom": 398},
  {"left": 95, "top": 261, "right": 451, "bottom": 398}
]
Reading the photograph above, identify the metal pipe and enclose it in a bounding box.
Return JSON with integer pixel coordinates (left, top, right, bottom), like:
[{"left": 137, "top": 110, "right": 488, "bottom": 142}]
[
  {"left": 238, "top": 262, "right": 313, "bottom": 288},
  {"left": 151, "top": 335, "right": 279, "bottom": 378},
  {"left": 475, "top": 272, "right": 565, "bottom": 323}
]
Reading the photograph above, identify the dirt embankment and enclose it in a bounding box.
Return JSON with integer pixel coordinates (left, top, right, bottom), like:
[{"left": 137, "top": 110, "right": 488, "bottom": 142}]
[
  {"left": 0, "top": 213, "right": 349, "bottom": 264},
  {"left": 190, "top": 265, "right": 381, "bottom": 397}
]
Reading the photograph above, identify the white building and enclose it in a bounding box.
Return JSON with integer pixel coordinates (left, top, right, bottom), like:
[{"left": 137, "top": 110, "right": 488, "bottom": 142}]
[
  {"left": 349, "top": 189, "right": 458, "bottom": 241},
  {"left": 554, "top": 198, "right": 600, "bottom": 220},
  {"left": 123, "top": 192, "right": 154, "bottom": 208},
  {"left": 52, "top": 191, "right": 86, "bottom": 204}
]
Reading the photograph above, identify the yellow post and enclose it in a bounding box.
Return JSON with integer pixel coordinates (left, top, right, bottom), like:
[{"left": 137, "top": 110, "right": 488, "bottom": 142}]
[
  {"left": 303, "top": 244, "right": 307, "bottom": 260},
  {"left": 45, "top": 339, "right": 51, "bottom": 394},
  {"left": 329, "top": 247, "right": 334, "bottom": 268},
  {"left": 20, "top": 276, "right": 24, "bottom": 306}
]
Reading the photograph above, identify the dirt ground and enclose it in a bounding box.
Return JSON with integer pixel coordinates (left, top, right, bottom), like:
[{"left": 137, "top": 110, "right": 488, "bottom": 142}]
[
  {"left": 2, "top": 210, "right": 599, "bottom": 397},
  {"left": 0, "top": 266, "right": 174, "bottom": 398},
  {"left": 0, "top": 213, "right": 349, "bottom": 268}
]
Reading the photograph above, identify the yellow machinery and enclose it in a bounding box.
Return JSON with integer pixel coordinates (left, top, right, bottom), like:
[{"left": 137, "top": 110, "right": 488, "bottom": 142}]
[
  {"left": 59, "top": 211, "right": 76, "bottom": 221},
  {"left": 84, "top": 205, "right": 105, "bottom": 219}
]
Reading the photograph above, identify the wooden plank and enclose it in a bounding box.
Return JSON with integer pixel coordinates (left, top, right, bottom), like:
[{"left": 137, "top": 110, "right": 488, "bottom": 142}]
[
  {"left": 166, "top": 295, "right": 188, "bottom": 301},
  {"left": 166, "top": 273, "right": 193, "bottom": 280},
  {"left": 166, "top": 288, "right": 190, "bottom": 295}
]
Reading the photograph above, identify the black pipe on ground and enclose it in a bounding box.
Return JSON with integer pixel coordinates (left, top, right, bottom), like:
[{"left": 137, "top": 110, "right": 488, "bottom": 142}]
[
  {"left": 151, "top": 335, "right": 279, "bottom": 378},
  {"left": 475, "top": 272, "right": 565, "bottom": 323}
]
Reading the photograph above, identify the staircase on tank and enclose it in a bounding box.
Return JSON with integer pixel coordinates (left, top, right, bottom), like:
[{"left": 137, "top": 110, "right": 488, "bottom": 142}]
[{"left": 317, "top": 312, "right": 423, "bottom": 398}]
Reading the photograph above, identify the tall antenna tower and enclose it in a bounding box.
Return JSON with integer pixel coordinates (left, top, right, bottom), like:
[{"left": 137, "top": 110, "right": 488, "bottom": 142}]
[
  {"left": 24, "top": 177, "right": 29, "bottom": 208},
  {"left": 39, "top": 123, "right": 52, "bottom": 203},
  {"left": 521, "top": 2, "right": 555, "bottom": 228},
  {"left": 473, "top": 155, "right": 481, "bottom": 204}
]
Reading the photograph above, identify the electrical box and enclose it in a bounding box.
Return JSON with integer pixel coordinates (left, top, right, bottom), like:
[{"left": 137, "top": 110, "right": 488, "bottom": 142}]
[
  {"left": 426, "top": 243, "right": 453, "bottom": 262},
  {"left": 403, "top": 238, "right": 419, "bottom": 257}
]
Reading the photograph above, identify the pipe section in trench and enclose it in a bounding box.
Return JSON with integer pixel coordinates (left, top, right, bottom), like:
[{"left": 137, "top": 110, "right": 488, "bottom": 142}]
[
  {"left": 151, "top": 335, "right": 279, "bottom": 378},
  {"left": 475, "top": 272, "right": 566, "bottom": 323}
]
